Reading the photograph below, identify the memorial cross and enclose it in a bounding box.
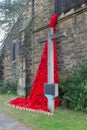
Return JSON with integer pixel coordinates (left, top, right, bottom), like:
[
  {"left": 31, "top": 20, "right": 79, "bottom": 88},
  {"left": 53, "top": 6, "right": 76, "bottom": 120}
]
[
  {"left": 38, "top": 28, "right": 66, "bottom": 112},
  {"left": 37, "top": 0, "right": 66, "bottom": 113}
]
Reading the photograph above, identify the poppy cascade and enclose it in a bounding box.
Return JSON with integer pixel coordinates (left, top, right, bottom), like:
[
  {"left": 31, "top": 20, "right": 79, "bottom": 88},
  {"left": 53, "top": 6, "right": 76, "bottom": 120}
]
[{"left": 9, "top": 14, "right": 60, "bottom": 113}]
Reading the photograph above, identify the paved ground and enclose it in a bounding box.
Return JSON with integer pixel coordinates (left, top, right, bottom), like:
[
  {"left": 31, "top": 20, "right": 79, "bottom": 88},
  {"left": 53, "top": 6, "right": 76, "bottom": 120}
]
[{"left": 0, "top": 111, "right": 33, "bottom": 130}]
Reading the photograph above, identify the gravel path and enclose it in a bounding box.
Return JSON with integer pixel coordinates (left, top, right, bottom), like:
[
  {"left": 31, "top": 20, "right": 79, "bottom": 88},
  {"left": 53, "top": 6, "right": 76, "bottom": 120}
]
[{"left": 0, "top": 111, "right": 33, "bottom": 130}]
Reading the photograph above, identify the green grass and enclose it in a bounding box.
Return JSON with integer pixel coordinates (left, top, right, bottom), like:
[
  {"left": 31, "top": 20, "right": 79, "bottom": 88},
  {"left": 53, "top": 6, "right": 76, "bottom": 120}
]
[{"left": 0, "top": 94, "right": 87, "bottom": 130}]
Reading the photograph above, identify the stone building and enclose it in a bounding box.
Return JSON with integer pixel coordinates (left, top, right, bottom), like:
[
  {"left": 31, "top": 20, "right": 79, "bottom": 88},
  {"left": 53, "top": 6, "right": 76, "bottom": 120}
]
[{"left": 0, "top": 0, "right": 87, "bottom": 96}]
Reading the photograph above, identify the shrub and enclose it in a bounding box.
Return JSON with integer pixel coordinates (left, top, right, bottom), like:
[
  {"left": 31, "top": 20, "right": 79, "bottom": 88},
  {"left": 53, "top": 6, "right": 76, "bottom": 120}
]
[
  {"left": 59, "top": 61, "right": 87, "bottom": 112},
  {"left": 0, "top": 81, "right": 17, "bottom": 95}
]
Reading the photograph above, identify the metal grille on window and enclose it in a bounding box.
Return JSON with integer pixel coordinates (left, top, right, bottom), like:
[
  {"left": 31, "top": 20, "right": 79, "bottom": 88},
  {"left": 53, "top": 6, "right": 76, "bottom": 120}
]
[{"left": 56, "top": 0, "right": 87, "bottom": 15}]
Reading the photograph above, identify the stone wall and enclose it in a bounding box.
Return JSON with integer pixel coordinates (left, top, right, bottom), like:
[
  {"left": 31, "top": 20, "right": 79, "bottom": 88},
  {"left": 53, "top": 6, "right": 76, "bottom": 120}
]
[
  {"left": 31, "top": 5, "right": 87, "bottom": 81},
  {"left": 34, "top": 0, "right": 52, "bottom": 30},
  {"left": 57, "top": 7, "right": 87, "bottom": 79}
]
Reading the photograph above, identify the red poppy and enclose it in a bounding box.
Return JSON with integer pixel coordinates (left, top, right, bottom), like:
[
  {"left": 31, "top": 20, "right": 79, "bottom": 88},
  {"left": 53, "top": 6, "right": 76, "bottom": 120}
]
[{"left": 9, "top": 14, "right": 60, "bottom": 113}]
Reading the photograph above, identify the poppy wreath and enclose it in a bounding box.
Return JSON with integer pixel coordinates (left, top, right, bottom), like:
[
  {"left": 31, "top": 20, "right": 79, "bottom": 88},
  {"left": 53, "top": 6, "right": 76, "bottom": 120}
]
[{"left": 9, "top": 14, "right": 60, "bottom": 114}]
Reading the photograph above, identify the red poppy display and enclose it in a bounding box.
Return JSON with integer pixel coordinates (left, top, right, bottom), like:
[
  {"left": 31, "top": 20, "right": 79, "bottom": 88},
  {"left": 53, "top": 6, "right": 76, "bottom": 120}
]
[{"left": 9, "top": 14, "right": 60, "bottom": 113}]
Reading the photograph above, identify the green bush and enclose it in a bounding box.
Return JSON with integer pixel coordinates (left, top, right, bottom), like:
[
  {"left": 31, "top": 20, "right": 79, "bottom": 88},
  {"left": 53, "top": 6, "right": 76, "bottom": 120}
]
[
  {"left": 59, "top": 61, "right": 87, "bottom": 112},
  {"left": 0, "top": 81, "right": 17, "bottom": 95}
]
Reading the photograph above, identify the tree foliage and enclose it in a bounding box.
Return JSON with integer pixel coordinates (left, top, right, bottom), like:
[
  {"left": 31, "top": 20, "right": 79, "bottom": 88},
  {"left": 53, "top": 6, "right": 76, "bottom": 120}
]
[{"left": 0, "top": 0, "right": 29, "bottom": 33}]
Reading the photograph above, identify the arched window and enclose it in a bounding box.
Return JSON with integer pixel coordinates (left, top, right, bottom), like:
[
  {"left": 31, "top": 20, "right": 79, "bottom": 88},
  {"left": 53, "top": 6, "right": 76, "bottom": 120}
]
[{"left": 12, "top": 44, "right": 16, "bottom": 61}]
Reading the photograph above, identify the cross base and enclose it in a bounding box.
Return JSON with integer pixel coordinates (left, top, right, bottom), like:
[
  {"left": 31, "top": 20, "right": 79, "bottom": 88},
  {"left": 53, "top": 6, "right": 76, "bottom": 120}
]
[{"left": 44, "top": 83, "right": 59, "bottom": 112}]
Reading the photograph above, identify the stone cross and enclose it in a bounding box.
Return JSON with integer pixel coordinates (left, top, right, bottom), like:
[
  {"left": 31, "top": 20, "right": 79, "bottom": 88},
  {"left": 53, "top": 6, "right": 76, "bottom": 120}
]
[{"left": 38, "top": 28, "right": 66, "bottom": 112}]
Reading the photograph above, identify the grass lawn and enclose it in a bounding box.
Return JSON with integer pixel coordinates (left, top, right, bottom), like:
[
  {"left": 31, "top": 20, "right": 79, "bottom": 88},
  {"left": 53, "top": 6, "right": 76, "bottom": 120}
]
[{"left": 0, "top": 94, "right": 87, "bottom": 130}]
